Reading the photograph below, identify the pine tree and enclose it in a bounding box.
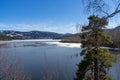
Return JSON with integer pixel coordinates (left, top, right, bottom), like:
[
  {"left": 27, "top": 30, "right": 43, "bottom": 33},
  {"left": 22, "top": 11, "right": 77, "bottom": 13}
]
[{"left": 74, "top": 15, "right": 115, "bottom": 80}]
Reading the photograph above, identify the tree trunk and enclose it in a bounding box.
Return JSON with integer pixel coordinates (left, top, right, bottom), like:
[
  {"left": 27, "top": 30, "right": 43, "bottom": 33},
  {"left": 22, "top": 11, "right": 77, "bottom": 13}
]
[
  {"left": 94, "top": 59, "right": 99, "bottom": 80},
  {"left": 93, "top": 29, "right": 100, "bottom": 80}
]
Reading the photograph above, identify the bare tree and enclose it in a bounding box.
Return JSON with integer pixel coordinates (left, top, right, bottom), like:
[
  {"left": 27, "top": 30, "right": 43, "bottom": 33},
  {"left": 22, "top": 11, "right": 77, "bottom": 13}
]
[{"left": 82, "top": 0, "right": 120, "bottom": 19}]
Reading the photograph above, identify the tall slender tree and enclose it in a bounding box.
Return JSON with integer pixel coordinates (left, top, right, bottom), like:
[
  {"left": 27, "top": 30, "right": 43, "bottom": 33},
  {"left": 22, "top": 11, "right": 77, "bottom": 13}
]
[
  {"left": 74, "top": 0, "right": 120, "bottom": 80},
  {"left": 74, "top": 15, "right": 115, "bottom": 80}
]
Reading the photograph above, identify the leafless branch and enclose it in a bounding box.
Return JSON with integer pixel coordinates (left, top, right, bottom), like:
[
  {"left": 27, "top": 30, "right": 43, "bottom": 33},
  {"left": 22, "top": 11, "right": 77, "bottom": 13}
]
[
  {"left": 97, "top": 5, "right": 109, "bottom": 16},
  {"left": 82, "top": 0, "right": 120, "bottom": 19},
  {"left": 105, "top": 1, "right": 120, "bottom": 19},
  {"left": 116, "top": 2, "right": 120, "bottom": 11},
  {"left": 106, "top": 10, "right": 120, "bottom": 19}
]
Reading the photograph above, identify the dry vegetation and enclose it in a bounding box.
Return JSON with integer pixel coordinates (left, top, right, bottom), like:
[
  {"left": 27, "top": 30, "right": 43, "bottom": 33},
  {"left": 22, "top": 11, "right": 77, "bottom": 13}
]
[{"left": 0, "top": 53, "right": 31, "bottom": 80}]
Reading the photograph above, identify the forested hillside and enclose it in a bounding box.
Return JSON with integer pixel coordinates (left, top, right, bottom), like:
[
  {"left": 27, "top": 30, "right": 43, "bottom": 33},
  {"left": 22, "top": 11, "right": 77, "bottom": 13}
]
[
  {"left": 61, "top": 26, "right": 120, "bottom": 48},
  {"left": 0, "top": 30, "right": 64, "bottom": 39},
  {"left": 0, "top": 34, "right": 14, "bottom": 40},
  {"left": 106, "top": 26, "right": 120, "bottom": 47}
]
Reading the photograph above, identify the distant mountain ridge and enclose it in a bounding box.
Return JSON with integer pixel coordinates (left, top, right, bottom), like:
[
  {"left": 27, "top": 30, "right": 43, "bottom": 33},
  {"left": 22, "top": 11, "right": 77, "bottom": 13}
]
[{"left": 0, "top": 30, "right": 72, "bottom": 39}]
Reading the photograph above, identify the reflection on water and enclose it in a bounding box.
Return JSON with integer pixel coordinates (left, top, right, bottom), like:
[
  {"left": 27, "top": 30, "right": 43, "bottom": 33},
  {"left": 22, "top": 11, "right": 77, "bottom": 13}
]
[{"left": 0, "top": 41, "right": 82, "bottom": 80}]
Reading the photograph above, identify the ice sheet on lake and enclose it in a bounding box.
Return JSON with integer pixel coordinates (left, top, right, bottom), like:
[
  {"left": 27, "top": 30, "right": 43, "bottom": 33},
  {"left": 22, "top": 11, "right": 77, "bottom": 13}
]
[
  {"left": 45, "top": 42, "right": 81, "bottom": 48},
  {"left": 0, "top": 39, "right": 81, "bottom": 48}
]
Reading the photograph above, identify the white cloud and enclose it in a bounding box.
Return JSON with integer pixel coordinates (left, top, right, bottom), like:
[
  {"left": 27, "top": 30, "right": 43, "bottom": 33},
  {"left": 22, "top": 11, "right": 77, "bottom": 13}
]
[
  {"left": 0, "top": 23, "right": 6, "bottom": 27},
  {"left": 45, "top": 23, "right": 76, "bottom": 33},
  {"left": 108, "top": 20, "right": 120, "bottom": 29},
  {"left": 0, "top": 19, "right": 119, "bottom": 34},
  {"left": 107, "top": 15, "right": 120, "bottom": 28},
  {"left": 0, "top": 22, "right": 77, "bottom": 33}
]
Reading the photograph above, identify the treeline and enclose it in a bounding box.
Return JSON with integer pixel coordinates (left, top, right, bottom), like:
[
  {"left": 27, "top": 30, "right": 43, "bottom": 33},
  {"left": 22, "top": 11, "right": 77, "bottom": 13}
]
[
  {"left": 0, "top": 34, "right": 15, "bottom": 40},
  {"left": 60, "top": 33, "right": 81, "bottom": 43},
  {"left": 61, "top": 26, "right": 120, "bottom": 48},
  {"left": 106, "top": 27, "right": 120, "bottom": 48}
]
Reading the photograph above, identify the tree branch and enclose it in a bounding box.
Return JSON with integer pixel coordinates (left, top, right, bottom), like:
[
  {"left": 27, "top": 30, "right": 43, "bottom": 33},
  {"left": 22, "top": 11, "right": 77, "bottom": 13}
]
[
  {"left": 115, "top": 2, "right": 120, "bottom": 11},
  {"left": 106, "top": 10, "right": 120, "bottom": 19},
  {"left": 104, "top": 1, "right": 120, "bottom": 19},
  {"left": 82, "top": 0, "right": 120, "bottom": 19}
]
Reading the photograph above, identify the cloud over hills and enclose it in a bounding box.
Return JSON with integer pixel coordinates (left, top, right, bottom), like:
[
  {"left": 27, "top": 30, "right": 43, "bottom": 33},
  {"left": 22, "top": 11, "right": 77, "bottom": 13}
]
[{"left": 0, "top": 22, "right": 77, "bottom": 34}]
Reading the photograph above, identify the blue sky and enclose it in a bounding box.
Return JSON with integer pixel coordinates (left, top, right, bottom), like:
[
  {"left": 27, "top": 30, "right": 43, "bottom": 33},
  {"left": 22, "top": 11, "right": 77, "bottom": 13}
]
[{"left": 0, "top": 0, "right": 120, "bottom": 33}]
